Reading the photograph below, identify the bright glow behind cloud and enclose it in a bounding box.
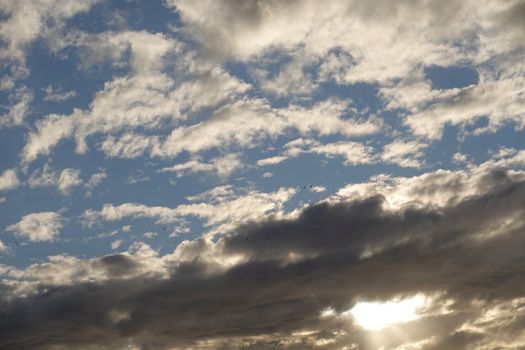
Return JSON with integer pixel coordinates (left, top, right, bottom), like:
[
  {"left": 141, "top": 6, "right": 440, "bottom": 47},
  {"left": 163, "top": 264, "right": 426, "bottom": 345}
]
[{"left": 347, "top": 295, "right": 426, "bottom": 330}]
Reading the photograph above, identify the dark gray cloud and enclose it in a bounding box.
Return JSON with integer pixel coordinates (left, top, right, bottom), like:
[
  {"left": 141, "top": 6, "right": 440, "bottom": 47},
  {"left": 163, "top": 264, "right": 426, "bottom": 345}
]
[{"left": 2, "top": 168, "right": 525, "bottom": 349}]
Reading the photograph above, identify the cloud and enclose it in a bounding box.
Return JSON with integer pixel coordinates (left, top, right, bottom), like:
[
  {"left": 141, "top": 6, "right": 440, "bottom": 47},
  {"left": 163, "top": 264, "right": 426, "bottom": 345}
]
[
  {"left": 256, "top": 155, "right": 287, "bottom": 166},
  {"left": 310, "top": 185, "right": 326, "bottom": 193},
  {"left": 110, "top": 239, "right": 123, "bottom": 250},
  {"left": 143, "top": 232, "right": 158, "bottom": 239},
  {"left": 0, "top": 168, "right": 20, "bottom": 191},
  {"left": 0, "top": 0, "right": 98, "bottom": 90},
  {"left": 2, "top": 167, "right": 525, "bottom": 348},
  {"left": 21, "top": 31, "right": 251, "bottom": 163},
  {"left": 28, "top": 165, "right": 82, "bottom": 195},
  {"left": 43, "top": 85, "right": 77, "bottom": 102},
  {"left": 168, "top": 0, "right": 525, "bottom": 141},
  {"left": 158, "top": 153, "right": 243, "bottom": 179},
  {"left": 276, "top": 138, "right": 376, "bottom": 166},
  {"left": 57, "top": 168, "right": 82, "bottom": 195},
  {"left": 0, "top": 0, "right": 98, "bottom": 62},
  {"left": 82, "top": 185, "right": 296, "bottom": 238},
  {"left": 380, "top": 140, "right": 428, "bottom": 168},
  {"left": 0, "top": 87, "right": 33, "bottom": 128},
  {"left": 84, "top": 171, "right": 107, "bottom": 197},
  {"left": 402, "top": 78, "right": 525, "bottom": 139},
  {"left": 6, "top": 211, "right": 65, "bottom": 242}
]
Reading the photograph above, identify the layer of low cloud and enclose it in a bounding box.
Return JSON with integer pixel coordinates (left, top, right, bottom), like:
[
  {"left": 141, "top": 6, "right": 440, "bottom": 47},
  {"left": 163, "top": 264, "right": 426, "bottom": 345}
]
[{"left": 2, "top": 167, "right": 525, "bottom": 348}]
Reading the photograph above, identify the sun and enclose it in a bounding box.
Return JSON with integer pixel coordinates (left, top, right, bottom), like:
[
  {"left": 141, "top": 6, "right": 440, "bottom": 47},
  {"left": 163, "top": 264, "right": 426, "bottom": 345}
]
[{"left": 347, "top": 294, "right": 426, "bottom": 330}]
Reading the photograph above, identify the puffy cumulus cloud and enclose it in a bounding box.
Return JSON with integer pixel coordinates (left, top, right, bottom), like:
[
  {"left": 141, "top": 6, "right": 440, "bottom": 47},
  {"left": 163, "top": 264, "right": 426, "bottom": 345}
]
[
  {"left": 168, "top": 0, "right": 525, "bottom": 140},
  {"left": 168, "top": 0, "right": 471, "bottom": 74},
  {"left": 95, "top": 97, "right": 379, "bottom": 160},
  {"left": 158, "top": 153, "right": 243, "bottom": 179},
  {"left": 400, "top": 78, "right": 525, "bottom": 139},
  {"left": 4, "top": 244, "right": 166, "bottom": 288},
  {"left": 167, "top": 0, "right": 322, "bottom": 60},
  {"left": 6, "top": 211, "right": 65, "bottom": 242},
  {"left": 0, "top": 0, "right": 98, "bottom": 90},
  {"left": 82, "top": 203, "right": 179, "bottom": 226},
  {"left": 3, "top": 167, "right": 525, "bottom": 348},
  {"left": 0, "top": 87, "right": 33, "bottom": 128},
  {"left": 57, "top": 168, "right": 82, "bottom": 194},
  {"left": 21, "top": 30, "right": 251, "bottom": 163},
  {"left": 257, "top": 137, "right": 429, "bottom": 170},
  {"left": 0, "top": 0, "right": 98, "bottom": 62},
  {"left": 309, "top": 141, "right": 375, "bottom": 166},
  {"left": 110, "top": 239, "right": 123, "bottom": 250},
  {"left": 45, "top": 94, "right": 376, "bottom": 162},
  {"left": 84, "top": 170, "right": 107, "bottom": 197},
  {"left": 28, "top": 164, "right": 82, "bottom": 195},
  {"left": 0, "top": 168, "right": 20, "bottom": 191},
  {"left": 380, "top": 140, "right": 428, "bottom": 168},
  {"left": 258, "top": 138, "right": 377, "bottom": 168},
  {"left": 82, "top": 185, "right": 296, "bottom": 238},
  {"left": 333, "top": 166, "right": 524, "bottom": 211}
]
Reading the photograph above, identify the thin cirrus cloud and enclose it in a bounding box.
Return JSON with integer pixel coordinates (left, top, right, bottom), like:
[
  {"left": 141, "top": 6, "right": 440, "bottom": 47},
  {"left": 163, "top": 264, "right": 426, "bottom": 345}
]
[{"left": 1, "top": 1, "right": 525, "bottom": 349}]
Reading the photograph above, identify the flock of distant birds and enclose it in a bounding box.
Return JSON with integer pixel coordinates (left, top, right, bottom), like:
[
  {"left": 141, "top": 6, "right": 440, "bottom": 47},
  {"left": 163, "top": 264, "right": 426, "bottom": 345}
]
[{"left": 10, "top": 240, "right": 28, "bottom": 247}]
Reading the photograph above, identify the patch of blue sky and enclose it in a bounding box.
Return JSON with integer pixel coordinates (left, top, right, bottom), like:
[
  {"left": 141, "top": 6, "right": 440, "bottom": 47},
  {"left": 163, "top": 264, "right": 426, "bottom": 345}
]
[
  {"left": 461, "top": 124, "right": 525, "bottom": 164},
  {"left": 425, "top": 65, "right": 479, "bottom": 90},
  {"left": 24, "top": 39, "right": 124, "bottom": 116},
  {"left": 70, "top": 0, "right": 181, "bottom": 35}
]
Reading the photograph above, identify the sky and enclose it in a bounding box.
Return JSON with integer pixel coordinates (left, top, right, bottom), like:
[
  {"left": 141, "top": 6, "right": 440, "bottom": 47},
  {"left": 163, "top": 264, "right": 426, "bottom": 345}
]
[{"left": 1, "top": 0, "right": 525, "bottom": 349}]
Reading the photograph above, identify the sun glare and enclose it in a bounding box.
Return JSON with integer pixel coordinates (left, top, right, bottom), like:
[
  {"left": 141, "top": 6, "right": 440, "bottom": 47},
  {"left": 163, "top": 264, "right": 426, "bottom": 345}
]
[{"left": 347, "top": 295, "right": 426, "bottom": 330}]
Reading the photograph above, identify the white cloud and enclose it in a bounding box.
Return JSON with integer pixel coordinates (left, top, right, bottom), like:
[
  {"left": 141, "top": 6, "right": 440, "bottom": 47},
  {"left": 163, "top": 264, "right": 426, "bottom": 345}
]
[
  {"left": 111, "top": 239, "right": 123, "bottom": 250},
  {"left": 154, "top": 99, "right": 380, "bottom": 160},
  {"left": 28, "top": 165, "right": 82, "bottom": 195},
  {"left": 334, "top": 163, "right": 525, "bottom": 211},
  {"left": 57, "top": 168, "right": 82, "bottom": 194},
  {"left": 22, "top": 114, "right": 75, "bottom": 163},
  {"left": 81, "top": 204, "right": 179, "bottom": 227},
  {"left": 381, "top": 140, "right": 428, "bottom": 168},
  {"left": 0, "top": 168, "right": 20, "bottom": 191},
  {"left": 453, "top": 152, "right": 469, "bottom": 165},
  {"left": 6, "top": 211, "right": 65, "bottom": 242},
  {"left": 0, "top": 240, "right": 7, "bottom": 253},
  {"left": 403, "top": 78, "right": 525, "bottom": 139},
  {"left": 21, "top": 33, "right": 251, "bottom": 163},
  {"left": 257, "top": 156, "right": 287, "bottom": 166},
  {"left": 310, "top": 186, "right": 326, "bottom": 193},
  {"left": 28, "top": 163, "right": 57, "bottom": 188},
  {"left": 0, "top": 87, "right": 33, "bottom": 127},
  {"left": 143, "top": 232, "right": 158, "bottom": 239},
  {"left": 84, "top": 171, "right": 107, "bottom": 197},
  {"left": 43, "top": 85, "right": 77, "bottom": 102},
  {"left": 0, "top": 0, "right": 98, "bottom": 99},
  {"left": 0, "top": 0, "right": 98, "bottom": 62},
  {"left": 309, "top": 141, "right": 375, "bottom": 166},
  {"left": 82, "top": 186, "right": 296, "bottom": 238},
  {"left": 169, "top": 0, "right": 525, "bottom": 141},
  {"left": 159, "top": 154, "right": 243, "bottom": 179}
]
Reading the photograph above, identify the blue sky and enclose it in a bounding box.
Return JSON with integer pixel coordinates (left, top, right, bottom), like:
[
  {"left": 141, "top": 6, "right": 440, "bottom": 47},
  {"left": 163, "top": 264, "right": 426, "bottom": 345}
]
[{"left": 1, "top": 1, "right": 525, "bottom": 349}]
